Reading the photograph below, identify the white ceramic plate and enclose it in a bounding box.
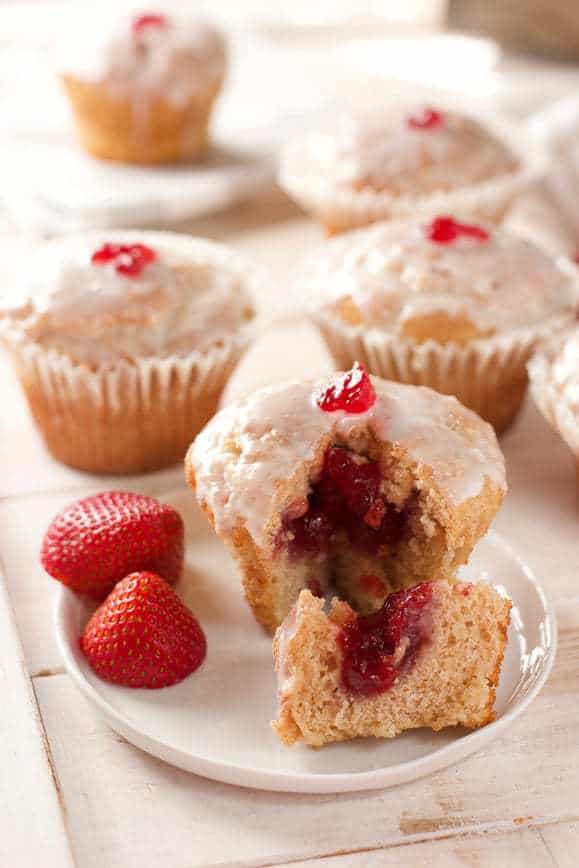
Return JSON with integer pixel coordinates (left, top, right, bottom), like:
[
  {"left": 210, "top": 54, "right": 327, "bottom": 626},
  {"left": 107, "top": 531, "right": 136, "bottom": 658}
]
[{"left": 55, "top": 488, "right": 556, "bottom": 794}]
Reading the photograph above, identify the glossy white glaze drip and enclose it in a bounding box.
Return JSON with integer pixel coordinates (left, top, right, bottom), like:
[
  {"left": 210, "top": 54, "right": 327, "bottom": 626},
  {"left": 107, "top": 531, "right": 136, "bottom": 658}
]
[
  {"left": 274, "top": 604, "right": 299, "bottom": 696},
  {"left": 296, "top": 109, "right": 517, "bottom": 197},
  {"left": 61, "top": 12, "right": 226, "bottom": 106},
  {"left": 192, "top": 376, "right": 506, "bottom": 546},
  {"left": 304, "top": 218, "right": 578, "bottom": 334},
  {"left": 0, "top": 231, "right": 255, "bottom": 364}
]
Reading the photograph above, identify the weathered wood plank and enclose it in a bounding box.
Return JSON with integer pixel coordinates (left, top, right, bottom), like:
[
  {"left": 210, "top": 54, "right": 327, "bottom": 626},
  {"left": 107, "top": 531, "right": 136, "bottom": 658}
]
[
  {"left": 35, "top": 669, "right": 579, "bottom": 868},
  {"left": 539, "top": 822, "right": 579, "bottom": 868},
  {"left": 277, "top": 826, "right": 567, "bottom": 867},
  {"left": 0, "top": 567, "right": 74, "bottom": 867}
]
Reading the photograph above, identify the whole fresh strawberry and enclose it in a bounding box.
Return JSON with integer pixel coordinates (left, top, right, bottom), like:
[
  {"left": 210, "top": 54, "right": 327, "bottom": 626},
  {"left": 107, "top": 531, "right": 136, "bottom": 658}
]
[
  {"left": 81, "top": 572, "right": 206, "bottom": 688},
  {"left": 41, "top": 491, "right": 184, "bottom": 598}
]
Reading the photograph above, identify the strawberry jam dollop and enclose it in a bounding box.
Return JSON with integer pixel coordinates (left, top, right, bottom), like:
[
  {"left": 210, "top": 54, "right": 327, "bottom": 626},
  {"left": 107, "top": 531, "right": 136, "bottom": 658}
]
[
  {"left": 132, "top": 13, "right": 167, "bottom": 35},
  {"left": 316, "top": 363, "right": 376, "bottom": 414},
  {"left": 340, "top": 582, "right": 433, "bottom": 696},
  {"left": 426, "top": 216, "right": 490, "bottom": 245},
  {"left": 283, "top": 446, "right": 406, "bottom": 558},
  {"left": 407, "top": 107, "right": 444, "bottom": 131},
  {"left": 91, "top": 243, "right": 157, "bottom": 278}
]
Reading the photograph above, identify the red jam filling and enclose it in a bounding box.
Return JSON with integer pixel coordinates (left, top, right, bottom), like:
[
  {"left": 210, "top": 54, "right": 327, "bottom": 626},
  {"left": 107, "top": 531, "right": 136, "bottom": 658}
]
[
  {"left": 283, "top": 446, "right": 407, "bottom": 558},
  {"left": 316, "top": 363, "right": 376, "bottom": 414},
  {"left": 426, "top": 216, "right": 490, "bottom": 245},
  {"left": 340, "top": 582, "right": 433, "bottom": 696},
  {"left": 407, "top": 107, "right": 444, "bottom": 131},
  {"left": 91, "top": 243, "right": 157, "bottom": 278},
  {"left": 132, "top": 13, "right": 167, "bottom": 34},
  {"left": 359, "top": 574, "right": 387, "bottom": 599}
]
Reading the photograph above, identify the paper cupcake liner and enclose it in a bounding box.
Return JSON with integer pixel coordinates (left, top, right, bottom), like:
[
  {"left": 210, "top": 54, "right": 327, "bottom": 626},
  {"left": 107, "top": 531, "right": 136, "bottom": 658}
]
[
  {"left": 279, "top": 113, "right": 546, "bottom": 235},
  {"left": 8, "top": 332, "right": 250, "bottom": 474},
  {"left": 61, "top": 75, "right": 223, "bottom": 164},
  {"left": 528, "top": 341, "right": 579, "bottom": 466},
  {"left": 315, "top": 313, "right": 574, "bottom": 433}
]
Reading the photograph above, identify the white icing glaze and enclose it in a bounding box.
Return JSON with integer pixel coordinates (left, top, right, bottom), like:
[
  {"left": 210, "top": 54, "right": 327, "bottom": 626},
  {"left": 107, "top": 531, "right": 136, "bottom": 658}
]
[
  {"left": 0, "top": 231, "right": 256, "bottom": 365},
  {"left": 274, "top": 604, "right": 298, "bottom": 696},
  {"left": 60, "top": 11, "right": 226, "bottom": 106},
  {"left": 290, "top": 108, "right": 517, "bottom": 198},
  {"left": 191, "top": 375, "right": 506, "bottom": 547},
  {"left": 304, "top": 218, "right": 578, "bottom": 335}
]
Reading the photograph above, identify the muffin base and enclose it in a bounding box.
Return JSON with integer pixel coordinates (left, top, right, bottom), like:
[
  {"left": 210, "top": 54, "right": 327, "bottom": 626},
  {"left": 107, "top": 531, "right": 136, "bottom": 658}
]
[
  {"left": 314, "top": 314, "right": 569, "bottom": 434},
  {"left": 10, "top": 336, "right": 248, "bottom": 474},
  {"left": 61, "top": 74, "right": 222, "bottom": 165}
]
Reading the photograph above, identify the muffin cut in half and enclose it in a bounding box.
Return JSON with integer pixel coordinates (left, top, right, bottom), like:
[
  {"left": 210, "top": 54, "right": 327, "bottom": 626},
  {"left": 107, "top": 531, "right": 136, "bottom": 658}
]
[
  {"left": 272, "top": 580, "right": 511, "bottom": 747},
  {"left": 187, "top": 367, "right": 506, "bottom": 631}
]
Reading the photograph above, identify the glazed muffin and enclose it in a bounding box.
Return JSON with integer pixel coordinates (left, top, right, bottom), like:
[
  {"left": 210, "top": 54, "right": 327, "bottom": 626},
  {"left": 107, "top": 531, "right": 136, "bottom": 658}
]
[
  {"left": 273, "top": 581, "right": 511, "bottom": 747},
  {"left": 60, "top": 11, "right": 226, "bottom": 164},
  {"left": 528, "top": 325, "right": 579, "bottom": 479},
  {"left": 186, "top": 366, "right": 506, "bottom": 631},
  {"left": 305, "top": 215, "right": 578, "bottom": 432},
  {"left": 0, "top": 231, "right": 256, "bottom": 474},
  {"left": 279, "top": 105, "right": 540, "bottom": 235}
]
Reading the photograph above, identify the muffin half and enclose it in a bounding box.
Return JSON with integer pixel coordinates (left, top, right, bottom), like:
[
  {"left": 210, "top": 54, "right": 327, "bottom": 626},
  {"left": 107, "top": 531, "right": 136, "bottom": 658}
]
[
  {"left": 273, "top": 581, "right": 511, "bottom": 747},
  {"left": 186, "top": 366, "right": 506, "bottom": 631}
]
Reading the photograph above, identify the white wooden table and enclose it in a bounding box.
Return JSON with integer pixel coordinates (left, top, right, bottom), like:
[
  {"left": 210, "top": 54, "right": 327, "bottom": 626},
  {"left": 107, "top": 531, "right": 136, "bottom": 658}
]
[{"left": 1, "top": 191, "right": 578, "bottom": 867}]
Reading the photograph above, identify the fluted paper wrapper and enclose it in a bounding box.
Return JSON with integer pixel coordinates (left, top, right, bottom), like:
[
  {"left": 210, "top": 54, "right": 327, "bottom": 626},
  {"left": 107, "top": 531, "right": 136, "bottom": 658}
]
[
  {"left": 315, "top": 313, "right": 573, "bottom": 433},
  {"left": 528, "top": 346, "right": 579, "bottom": 480},
  {"left": 8, "top": 333, "right": 250, "bottom": 474},
  {"left": 280, "top": 115, "right": 545, "bottom": 235},
  {"left": 61, "top": 64, "right": 224, "bottom": 165}
]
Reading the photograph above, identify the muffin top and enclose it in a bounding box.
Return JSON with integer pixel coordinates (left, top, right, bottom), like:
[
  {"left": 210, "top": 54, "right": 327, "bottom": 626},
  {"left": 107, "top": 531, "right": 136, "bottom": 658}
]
[
  {"left": 61, "top": 11, "right": 226, "bottom": 105},
  {"left": 0, "top": 232, "right": 256, "bottom": 366},
  {"left": 281, "top": 107, "right": 518, "bottom": 200},
  {"left": 189, "top": 369, "right": 506, "bottom": 546},
  {"left": 304, "top": 216, "right": 578, "bottom": 343},
  {"left": 529, "top": 326, "right": 579, "bottom": 435}
]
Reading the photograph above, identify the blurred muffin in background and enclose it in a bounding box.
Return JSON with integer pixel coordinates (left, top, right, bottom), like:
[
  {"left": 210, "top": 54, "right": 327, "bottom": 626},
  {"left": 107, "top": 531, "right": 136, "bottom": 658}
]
[
  {"left": 60, "top": 11, "right": 226, "bottom": 165},
  {"left": 279, "top": 106, "right": 541, "bottom": 235},
  {"left": 0, "top": 231, "right": 256, "bottom": 474},
  {"left": 303, "top": 214, "right": 578, "bottom": 432},
  {"left": 529, "top": 326, "right": 579, "bottom": 479}
]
